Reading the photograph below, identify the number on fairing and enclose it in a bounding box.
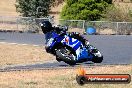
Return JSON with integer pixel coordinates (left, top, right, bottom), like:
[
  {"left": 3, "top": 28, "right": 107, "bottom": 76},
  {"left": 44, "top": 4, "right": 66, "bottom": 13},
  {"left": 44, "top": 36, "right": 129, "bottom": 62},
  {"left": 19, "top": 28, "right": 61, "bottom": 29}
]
[{"left": 47, "top": 38, "right": 54, "bottom": 46}]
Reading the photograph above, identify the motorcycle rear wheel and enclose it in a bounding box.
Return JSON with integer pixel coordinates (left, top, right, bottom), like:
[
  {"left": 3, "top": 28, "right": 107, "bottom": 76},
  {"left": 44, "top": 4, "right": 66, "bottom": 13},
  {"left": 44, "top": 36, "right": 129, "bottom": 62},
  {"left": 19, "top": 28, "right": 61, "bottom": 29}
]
[
  {"left": 56, "top": 47, "right": 76, "bottom": 65},
  {"left": 56, "top": 56, "right": 61, "bottom": 62}
]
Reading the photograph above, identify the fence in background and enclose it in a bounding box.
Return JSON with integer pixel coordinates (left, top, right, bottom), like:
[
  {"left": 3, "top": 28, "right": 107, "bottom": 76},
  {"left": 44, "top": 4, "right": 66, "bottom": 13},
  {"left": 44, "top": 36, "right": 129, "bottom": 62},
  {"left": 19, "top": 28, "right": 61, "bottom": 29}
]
[
  {"left": 0, "top": 16, "right": 132, "bottom": 34},
  {"left": 59, "top": 20, "right": 132, "bottom": 35},
  {"left": 0, "top": 16, "right": 50, "bottom": 33}
]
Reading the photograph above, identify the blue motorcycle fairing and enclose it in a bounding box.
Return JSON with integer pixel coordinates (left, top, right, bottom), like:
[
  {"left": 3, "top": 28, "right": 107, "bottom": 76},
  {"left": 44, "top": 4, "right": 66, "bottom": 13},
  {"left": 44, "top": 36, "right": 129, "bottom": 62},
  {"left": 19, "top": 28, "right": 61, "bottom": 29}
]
[
  {"left": 61, "top": 35, "right": 82, "bottom": 51},
  {"left": 45, "top": 31, "right": 94, "bottom": 62},
  {"left": 77, "top": 47, "right": 93, "bottom": 61},
  {"left": 45, "top": 32, "right": 59, "bottom": 49}
]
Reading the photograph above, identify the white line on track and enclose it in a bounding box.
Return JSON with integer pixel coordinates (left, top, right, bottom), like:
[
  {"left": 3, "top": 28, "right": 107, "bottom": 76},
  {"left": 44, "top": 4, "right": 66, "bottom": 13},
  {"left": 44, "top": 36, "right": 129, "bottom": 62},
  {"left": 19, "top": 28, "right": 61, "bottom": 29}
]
[{"left": 0, "top": 42, "right": 41, "bottom": 47}]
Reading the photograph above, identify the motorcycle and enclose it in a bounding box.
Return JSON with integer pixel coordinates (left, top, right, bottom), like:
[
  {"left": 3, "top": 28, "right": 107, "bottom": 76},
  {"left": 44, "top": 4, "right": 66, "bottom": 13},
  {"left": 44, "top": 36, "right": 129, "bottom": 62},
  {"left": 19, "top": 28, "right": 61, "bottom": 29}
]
[{"left": 41, "top": 21, "right": 103, "bottom": 65}]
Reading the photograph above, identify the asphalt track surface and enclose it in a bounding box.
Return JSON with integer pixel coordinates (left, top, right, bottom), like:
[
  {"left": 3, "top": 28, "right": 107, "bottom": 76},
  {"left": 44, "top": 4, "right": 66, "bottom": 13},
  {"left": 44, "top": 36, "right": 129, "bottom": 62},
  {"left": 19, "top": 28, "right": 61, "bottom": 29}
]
[{"left": 0, "top": 32, "right": 132, "bottom": 71}]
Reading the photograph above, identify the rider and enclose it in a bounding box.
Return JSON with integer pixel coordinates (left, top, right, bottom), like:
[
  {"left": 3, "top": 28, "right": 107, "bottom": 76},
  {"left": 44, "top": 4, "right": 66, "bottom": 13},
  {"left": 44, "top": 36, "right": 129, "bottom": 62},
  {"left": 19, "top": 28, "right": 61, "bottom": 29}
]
[{"left": 40, "top": 21, "right": 89, "bottom": 46}]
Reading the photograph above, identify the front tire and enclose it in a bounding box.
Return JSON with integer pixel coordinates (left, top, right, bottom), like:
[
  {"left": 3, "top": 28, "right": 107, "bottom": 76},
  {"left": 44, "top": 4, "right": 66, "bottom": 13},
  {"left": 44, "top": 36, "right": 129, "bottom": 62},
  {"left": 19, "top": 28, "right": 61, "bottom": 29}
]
[
  {"left": 87, "top": 46, "right": 103, "bottom": 63},
  {"left": 92, "top": 56, "right": 103, "bottom": 63}
]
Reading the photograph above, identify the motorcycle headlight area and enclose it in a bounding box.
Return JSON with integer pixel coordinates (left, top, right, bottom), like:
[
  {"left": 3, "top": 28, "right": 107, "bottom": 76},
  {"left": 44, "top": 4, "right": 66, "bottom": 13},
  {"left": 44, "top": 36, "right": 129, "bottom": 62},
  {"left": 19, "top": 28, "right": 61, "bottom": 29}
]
[
  {"left": 85, "top": 41, "right": 89, "bottom": 45},
  {"left": 88, "top": 45, "right": 102, "bottom": 57},
  {"left": 93, "top": 50, "right": 102, "bottom": 57},
  {"left": 90, "top": 49, "right": 98, "bottom": 53}
]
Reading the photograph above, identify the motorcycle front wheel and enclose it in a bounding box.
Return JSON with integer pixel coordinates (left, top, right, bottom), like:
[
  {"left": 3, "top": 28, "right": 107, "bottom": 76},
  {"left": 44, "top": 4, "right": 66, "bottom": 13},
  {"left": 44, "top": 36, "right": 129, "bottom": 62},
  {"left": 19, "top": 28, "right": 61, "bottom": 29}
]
[
  {"left": 87, "top": 45, "right": 103, "bottom": 63},
  {"left": 92, "top": 55, "right": 103, "bottom": 63},
  {"left": 91, "top": 50, "right": 103, "bottom": 63}
]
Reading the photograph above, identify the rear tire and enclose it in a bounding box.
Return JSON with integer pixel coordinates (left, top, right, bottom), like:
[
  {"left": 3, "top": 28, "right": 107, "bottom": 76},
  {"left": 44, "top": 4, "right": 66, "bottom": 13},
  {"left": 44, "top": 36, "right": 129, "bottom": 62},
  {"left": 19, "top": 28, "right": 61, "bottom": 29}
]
[
  {"left": 65, "top": 60, "right": 76, "bottom": 66},
  {"left": 56, "top": 48, "right": 76, "bottom": 65},
  {"left": 56, "top": 56, "right": 61, "bottom": 62}
]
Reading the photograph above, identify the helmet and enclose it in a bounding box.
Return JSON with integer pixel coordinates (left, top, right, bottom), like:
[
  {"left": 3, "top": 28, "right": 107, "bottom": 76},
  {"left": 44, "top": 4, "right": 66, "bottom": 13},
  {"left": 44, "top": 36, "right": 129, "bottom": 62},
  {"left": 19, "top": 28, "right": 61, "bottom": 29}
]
[{"left": 40, "top": 21, "right": 52, "bottom": 34}]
